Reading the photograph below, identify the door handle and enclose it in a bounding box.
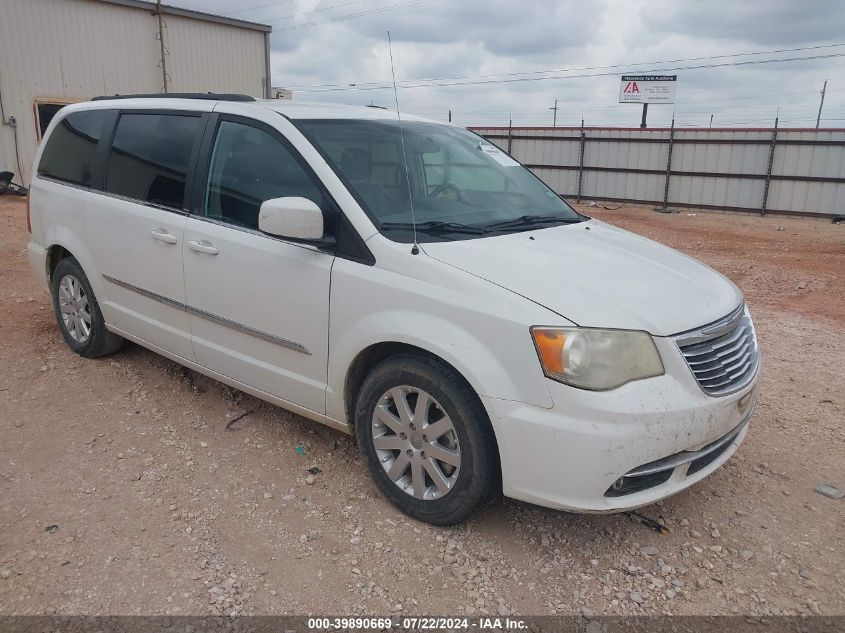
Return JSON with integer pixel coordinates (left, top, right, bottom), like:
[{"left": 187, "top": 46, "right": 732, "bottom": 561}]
[
  {"left": 150, "top": 228, "right": 178, "bottom": 244},
  {"left": 188, "top": 240, "right": 219, "bottom": 255}
]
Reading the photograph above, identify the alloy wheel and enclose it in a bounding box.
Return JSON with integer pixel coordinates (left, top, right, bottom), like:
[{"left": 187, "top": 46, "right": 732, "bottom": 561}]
[
  {"left": 58, "top": 274, "right": 92, "bottom": 344},
  {"left": 371, "top": 386, "right": 461, "bottom": 500}
]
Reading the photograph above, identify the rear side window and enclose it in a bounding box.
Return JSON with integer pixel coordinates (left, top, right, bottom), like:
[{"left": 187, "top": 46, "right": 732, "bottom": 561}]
[
  {"left": 37, "top": 110, "right": 109, "bottom": 187},
  {"left": 105, "top": 113, "right": 201, "bottom": 210}
]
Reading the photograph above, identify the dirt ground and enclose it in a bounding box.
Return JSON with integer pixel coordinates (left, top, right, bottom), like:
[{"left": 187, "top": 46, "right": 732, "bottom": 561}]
[{"left": 0, "top": 196, "right": 843, "bottom": 617}]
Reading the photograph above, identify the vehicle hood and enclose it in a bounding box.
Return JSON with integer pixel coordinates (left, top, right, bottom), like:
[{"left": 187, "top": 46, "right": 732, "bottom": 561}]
[{"left": 421, "top": 220, "right": 743, "bottom": 336}]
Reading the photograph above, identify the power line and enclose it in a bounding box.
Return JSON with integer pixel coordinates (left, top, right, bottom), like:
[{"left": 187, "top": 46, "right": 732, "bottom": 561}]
[
  {"left": 289, "top": 43, "right": 845, "bottom": 90},
  {"left": 260, "top": 0, "right": 377, "bottom": 24},
  {"left": 294, "top": 52, "right": 845, "bottom": 92},
  {"left": 274, "top": 0, "right": 440, "bottom": 32},
  {"left": 225, "top": 0, "right": 297, "bottom": 16},
  {"left": 442, "top": 43, "right": 843, "bottom": 85}
]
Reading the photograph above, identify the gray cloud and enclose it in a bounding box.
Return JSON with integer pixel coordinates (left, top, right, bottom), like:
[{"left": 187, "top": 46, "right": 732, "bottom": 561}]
[
  {"left": 645, "top": 0, "right": 845, "bottom": 46},
  {"left": 170, "top": 0, "right": 844, "bottom": 128},
  {"left": 349, "top": 0, "right": 602, "bottom": 56}
]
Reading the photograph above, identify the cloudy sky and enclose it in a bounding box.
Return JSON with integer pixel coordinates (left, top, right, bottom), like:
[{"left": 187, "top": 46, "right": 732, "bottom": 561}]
[{"left": 171, "top": 0, "right": 844, "bottom": 128}]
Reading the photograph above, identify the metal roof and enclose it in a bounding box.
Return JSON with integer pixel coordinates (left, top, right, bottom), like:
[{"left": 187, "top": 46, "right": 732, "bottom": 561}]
[{"left": 96, "top": 0, "right": 272, "bottom": 32}]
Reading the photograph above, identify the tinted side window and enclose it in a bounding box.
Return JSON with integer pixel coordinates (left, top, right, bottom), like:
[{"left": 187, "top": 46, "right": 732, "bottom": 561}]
[
  {"left": 105, "top": 113, "right": 201, "bottom": 209},
  {"left": 205, "top": 120, "right": 322, "bottom": 230},
  {"left": 37, "top": 110, "right": 108, "bottom": 187}
]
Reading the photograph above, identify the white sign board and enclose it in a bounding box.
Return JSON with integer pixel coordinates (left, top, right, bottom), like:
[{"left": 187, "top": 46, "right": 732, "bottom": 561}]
[{"left": 619, "top": 75, "right": 677, "bottom": 104}]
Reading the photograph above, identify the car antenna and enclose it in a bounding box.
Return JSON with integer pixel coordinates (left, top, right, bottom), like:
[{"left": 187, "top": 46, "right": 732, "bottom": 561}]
[{"left": 388, "top": 30, "right": 420, "bottom": 255}]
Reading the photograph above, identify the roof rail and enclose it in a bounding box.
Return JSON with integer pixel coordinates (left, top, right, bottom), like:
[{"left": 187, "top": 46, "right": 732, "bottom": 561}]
[{"left": 91, "top": 93, "right": 256, "bottom": 102}]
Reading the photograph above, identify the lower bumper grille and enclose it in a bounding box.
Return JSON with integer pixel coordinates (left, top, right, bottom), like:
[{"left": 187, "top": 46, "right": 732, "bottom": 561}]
[{"left": 604, "top": 411, "right": 751, "bottom": 498}]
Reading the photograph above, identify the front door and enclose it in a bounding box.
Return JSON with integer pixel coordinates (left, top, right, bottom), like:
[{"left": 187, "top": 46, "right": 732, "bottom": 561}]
[{"left": 183, "top": 117, "right": 335, "bottom": 414}]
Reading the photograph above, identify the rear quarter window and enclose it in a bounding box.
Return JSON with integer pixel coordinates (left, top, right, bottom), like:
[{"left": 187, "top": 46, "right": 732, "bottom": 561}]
[{"left": 37, "top": 110, "right": 109, "bottom": 187}]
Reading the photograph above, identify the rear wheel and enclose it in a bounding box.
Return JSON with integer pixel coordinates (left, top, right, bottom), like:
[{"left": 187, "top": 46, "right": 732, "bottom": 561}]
[
  {"left": 51, "top": 257, "right": 123, "bottom": 358},
  {"left": 355, "top": 353, "right": 499, "bottom": 525}
]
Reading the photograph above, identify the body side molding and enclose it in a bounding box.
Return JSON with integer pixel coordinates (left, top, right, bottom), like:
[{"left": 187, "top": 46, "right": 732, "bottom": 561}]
[{"left": 102, "top": 275, "right": 311, "bottom": 355}]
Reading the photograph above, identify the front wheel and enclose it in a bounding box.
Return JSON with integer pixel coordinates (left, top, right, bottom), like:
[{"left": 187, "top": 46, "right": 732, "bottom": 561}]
[{"left": 355, "top": 354, "right": 499, "bottom": 525}]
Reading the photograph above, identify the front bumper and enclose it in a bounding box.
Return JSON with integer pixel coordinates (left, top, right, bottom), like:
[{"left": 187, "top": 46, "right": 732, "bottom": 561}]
[{"left": 482, "top": 336, "right": 758, "bottom": 513}]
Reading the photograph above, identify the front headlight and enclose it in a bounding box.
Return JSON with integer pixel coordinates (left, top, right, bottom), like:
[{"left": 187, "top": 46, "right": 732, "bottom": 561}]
[{"left": 531, "top": 327, "right": 664, "bottom": 390}]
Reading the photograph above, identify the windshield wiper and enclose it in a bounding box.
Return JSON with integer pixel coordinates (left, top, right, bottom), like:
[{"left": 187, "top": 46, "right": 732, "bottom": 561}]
[
  {"left": 380, "top": 220, "right": 485, "bottom": 235},
  {"left": 481, "top": 214, "right": 584, "bottom": 232},
  {"left": 380, "top": 216, "right": 580, "bottom": 237}
]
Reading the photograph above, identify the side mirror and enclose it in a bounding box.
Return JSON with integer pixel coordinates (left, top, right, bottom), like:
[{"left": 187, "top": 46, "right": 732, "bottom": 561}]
[{"left": 258, "top": 197, "right": 324, "bottom": 241}]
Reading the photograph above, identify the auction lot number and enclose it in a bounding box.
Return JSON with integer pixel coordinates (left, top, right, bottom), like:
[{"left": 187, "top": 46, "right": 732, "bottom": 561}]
[{"left": 308, "top": 617, "right": 472, "bottom": 630}]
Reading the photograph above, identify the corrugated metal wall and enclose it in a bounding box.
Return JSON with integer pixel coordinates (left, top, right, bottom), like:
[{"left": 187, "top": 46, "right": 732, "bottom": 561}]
[
  {"left": 472, "top": 126, "right": 845, "bottom": 217},
  {"left": 165, "top": 17, "right": 266, "bottom": 96},
  {"left": 0, "top": 0, "right": 268, "bottom": 183}
]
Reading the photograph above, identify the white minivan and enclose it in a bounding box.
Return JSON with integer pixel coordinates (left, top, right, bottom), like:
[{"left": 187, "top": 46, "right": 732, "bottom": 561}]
[{"left": 27, "top": 94, "right": 759, "bottom": 525}]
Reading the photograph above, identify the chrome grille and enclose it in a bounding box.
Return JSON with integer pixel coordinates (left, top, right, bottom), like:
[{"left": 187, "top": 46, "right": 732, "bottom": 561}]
[{"left": 674, "top": 304, "right": 759, "bottom": 396}]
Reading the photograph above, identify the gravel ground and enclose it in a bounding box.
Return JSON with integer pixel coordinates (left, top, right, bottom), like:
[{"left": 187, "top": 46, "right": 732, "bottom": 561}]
[{"left": 0, "top": 197, "right": 843, "bottom": 617}]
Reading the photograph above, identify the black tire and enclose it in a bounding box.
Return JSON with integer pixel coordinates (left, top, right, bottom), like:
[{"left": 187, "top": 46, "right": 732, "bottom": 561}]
[
  {"left": 51, "top": 257, "right": 123, "bottom": 358},
  {"left": 355, "top": 353, "right": 500, "bottom": 525}
]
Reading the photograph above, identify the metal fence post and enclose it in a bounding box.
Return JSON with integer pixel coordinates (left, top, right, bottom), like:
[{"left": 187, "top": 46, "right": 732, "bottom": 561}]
[
  {"left": 761, "top": 116, "right": 779, "bottom": 216},
  {"left": 576, "top": 118, "right": 586, "bottom": 202},
  {"left": 507, "top": 118, "right": 513, "bottom": 155},
  {"left": 662, "top": 118, "right": 675, "bottom": 211}
]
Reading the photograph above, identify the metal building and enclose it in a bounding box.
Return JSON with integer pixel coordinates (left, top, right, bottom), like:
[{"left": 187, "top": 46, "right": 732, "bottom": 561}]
[{"left": 0, "top": 0, "right": 271, "bottom": 184}]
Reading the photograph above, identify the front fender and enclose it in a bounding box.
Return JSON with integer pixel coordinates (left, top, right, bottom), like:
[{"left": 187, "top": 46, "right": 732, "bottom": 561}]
[{"left": 326, "top": 257, "right": 557, "bottom": 424}]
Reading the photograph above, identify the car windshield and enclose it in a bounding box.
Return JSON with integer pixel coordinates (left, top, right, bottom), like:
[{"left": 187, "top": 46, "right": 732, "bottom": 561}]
[{"left": 296, "top": 119, "right": 584, "bottom": 242}]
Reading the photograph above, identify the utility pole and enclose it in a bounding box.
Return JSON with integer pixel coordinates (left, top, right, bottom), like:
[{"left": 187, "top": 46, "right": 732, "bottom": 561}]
[
  {"left": 816, "top": 80, "right": 827, "bottom": 128},
  {"left": 550, "top": 99, "right": 558, "bottom": 127},
  {"left": 155, "top": 0, "right": 168, "bottom": 93},
  {"left": 709, "top": 114, "right": 714, "bottom": 128},
  {"left": 448, "top": 109, "right": 451, "bottom": 123},
  {"left": 640, "top": 103, "right": 648, "bottom": 129}
]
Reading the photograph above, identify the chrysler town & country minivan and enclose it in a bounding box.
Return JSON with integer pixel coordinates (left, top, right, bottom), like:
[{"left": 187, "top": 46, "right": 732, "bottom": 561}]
[{"left": 27, "top": 94, "right": 759, "bottom": 525}]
